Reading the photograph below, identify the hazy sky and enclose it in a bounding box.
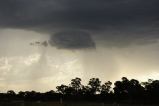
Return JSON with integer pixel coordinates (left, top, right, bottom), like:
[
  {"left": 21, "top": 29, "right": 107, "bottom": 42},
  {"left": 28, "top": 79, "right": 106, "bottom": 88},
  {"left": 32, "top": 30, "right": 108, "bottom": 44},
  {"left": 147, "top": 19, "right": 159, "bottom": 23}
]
[{"left": 0, "top": 0, "right": 159, "bottom": 92}]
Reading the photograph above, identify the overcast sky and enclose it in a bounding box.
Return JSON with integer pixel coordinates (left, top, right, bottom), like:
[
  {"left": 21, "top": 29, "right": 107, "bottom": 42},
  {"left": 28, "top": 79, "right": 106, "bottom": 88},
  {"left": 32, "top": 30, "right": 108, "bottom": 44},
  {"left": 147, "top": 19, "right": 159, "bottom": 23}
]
[{"left": 0, "top": 0, "right": 159, "bottom": 92}]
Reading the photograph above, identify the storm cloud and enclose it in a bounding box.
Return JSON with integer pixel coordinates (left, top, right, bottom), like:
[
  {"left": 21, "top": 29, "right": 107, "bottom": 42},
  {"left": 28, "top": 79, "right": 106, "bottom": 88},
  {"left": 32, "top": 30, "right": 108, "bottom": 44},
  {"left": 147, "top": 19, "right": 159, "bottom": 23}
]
[
  {"left": 0, "top": 0, "right": 159, "bottom": 48},
  {"left": 49, "top": 31, "right": 95, "bottom": 49}
]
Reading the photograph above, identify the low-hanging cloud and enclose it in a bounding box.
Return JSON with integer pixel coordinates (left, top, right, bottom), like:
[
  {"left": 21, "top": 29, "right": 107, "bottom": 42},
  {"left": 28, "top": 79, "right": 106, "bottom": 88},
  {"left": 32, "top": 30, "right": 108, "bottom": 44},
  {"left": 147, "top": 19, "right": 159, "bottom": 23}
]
[{"left": 49, "top": 31, "right": 95, "bottom": 49}]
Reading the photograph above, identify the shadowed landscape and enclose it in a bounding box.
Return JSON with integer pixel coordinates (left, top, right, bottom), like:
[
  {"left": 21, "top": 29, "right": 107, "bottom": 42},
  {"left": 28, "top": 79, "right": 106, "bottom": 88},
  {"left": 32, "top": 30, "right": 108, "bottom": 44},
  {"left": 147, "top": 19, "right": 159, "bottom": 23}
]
[{"left": 1, "top": 77, "right": 159, "bottom": 106}]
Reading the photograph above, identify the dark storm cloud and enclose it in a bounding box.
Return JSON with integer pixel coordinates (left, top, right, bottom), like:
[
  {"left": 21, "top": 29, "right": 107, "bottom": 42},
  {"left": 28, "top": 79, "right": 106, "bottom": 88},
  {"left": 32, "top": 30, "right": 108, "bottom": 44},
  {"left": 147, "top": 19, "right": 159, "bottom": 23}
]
[
  {"left": 49, "top": 31, "right": 95, "bottom": 49},
  {"left": 0, "top": 0, "right": 159, "bottom": 48},
  {"left": 1, "top": 0, "right": 159, "bottom": 28}
]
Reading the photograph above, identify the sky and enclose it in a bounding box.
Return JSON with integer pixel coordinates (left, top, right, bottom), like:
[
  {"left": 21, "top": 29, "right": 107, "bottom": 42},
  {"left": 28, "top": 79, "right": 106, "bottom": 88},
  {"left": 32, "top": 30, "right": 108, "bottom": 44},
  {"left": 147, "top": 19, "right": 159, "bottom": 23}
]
[{"left": 0, "top": 0, "right": 159, "bottom": 92}]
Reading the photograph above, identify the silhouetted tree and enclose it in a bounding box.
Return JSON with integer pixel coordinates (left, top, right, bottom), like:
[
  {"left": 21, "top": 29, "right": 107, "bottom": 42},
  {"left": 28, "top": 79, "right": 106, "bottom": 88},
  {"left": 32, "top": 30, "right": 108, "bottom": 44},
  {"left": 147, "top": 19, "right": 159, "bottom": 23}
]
[
  {"left": 88, "top": 78, "right": 101, "bottom": 95},
  {"left": 7, "top": 90, "right": 16, "bottom": 95},
  {"left": 114, "top": 77, "right": 144, "bottom": 103},
  {"left": 45, "top": 90, "right": 55, "bottom": 95},
  {"left": 142, "top": 79, "right": 159, "bottom": 103},
  {"left": 2, "top": 77, "right": 159, "bottom": 104},
  {"left": 129, "top": 79, "right": 144, "bottom": 99},
  {"left": 70, "top": 77, "right": 83, "bottom": 95},
  {"left": 101, "top": 81, "right": 112, "bottom": 95},
  {"left": 56, "top": 84, "right": 68, "bottom": 95},
  {"left": 81, "top": 85, "right": 91, "bottom": 95},
  {"left": 18, "top": 91, "right": 25, "bottom": 98}
]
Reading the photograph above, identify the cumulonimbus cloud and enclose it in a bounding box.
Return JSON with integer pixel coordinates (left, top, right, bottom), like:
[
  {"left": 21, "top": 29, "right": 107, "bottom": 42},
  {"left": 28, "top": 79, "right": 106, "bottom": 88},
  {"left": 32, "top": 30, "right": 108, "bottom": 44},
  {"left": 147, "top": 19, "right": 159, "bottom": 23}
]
[
  {"left": 29, "top": 30, "right": 96, "bottom": 49},
  {"left": 1, "top": 0, "right": 159, "bottom": 48},
  {"left": 49, "top": 31, "right": 95, "bottom": 49}
]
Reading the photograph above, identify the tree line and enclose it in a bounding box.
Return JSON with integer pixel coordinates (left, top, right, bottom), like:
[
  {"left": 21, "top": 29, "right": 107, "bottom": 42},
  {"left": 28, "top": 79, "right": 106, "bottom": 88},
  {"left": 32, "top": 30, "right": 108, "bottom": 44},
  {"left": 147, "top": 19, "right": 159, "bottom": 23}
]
[{"left": 1, "top": 77, "right": 159, "bottom": 104}]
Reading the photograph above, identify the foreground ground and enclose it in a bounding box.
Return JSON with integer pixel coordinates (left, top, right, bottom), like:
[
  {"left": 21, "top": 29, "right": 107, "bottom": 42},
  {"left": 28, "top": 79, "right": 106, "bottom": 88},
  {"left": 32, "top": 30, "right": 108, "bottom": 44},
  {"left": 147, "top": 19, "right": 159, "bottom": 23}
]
[{"left": 0, "top": 102, "right": 159, "bottom": 106}]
